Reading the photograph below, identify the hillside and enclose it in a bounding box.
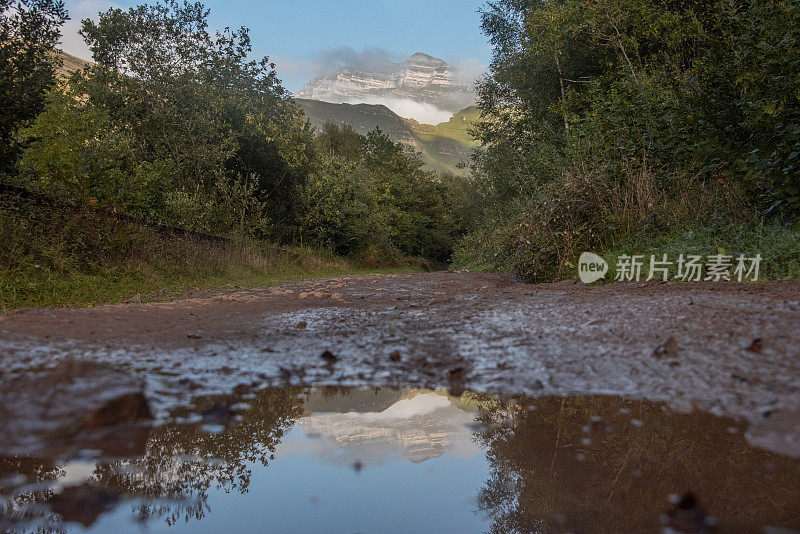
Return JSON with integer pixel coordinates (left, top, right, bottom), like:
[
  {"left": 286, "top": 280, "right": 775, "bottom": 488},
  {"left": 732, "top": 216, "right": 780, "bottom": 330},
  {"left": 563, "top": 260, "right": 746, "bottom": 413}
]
[
  {"left": 296, "top": 98, "right": 478, "bottom": 174},
  {"left": 54, "top": 50, "right": 92, "bottom": 77}
]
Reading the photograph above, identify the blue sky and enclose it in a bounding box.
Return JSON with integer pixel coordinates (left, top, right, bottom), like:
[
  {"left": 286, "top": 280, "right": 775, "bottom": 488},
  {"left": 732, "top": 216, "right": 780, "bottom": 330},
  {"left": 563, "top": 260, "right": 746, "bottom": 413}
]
[{"left": 61, "top": 0, "right": 491, "bottom": 92}]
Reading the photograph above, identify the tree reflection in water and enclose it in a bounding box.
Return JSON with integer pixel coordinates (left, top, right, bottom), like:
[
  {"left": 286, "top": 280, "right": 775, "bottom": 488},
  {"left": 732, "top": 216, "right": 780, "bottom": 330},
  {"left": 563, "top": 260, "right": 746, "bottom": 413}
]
[
  {"left": 472, "top": 395, "right": 800, "bottom": 533},
  {"left": 3, "top": 389, "right": 800, "bottom": 533},
  {"left": 1, "top": 386, "right": 304, "bottom": 531}
]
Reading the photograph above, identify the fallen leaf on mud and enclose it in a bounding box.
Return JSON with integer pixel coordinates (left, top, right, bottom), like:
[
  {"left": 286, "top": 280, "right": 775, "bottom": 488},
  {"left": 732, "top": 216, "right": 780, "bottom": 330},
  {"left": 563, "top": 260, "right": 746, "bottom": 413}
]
[
  {"left": 746, "top": 338, "right": 764, "bottom": 353},
  {"left": 321, "top": 350, "right": 339, "bottom": 364},
  {"left": 653, "top": 337, "right": 678, "bottom": 359}
]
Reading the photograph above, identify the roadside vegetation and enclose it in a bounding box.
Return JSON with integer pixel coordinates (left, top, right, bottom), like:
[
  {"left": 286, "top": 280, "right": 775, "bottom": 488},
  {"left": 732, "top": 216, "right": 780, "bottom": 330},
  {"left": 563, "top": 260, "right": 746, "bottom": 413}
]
[
  {"left": 0, "top": 0, "right": 464, "bottom": 309},
  {"left": 454, "top": 0, "right": 800, "bottom": 281},
  {"left": 1, "top": 0, "right": 798, "bottom": 311},
  {"left": 0, "top": 191, "right": 364, "bottom": 311}
]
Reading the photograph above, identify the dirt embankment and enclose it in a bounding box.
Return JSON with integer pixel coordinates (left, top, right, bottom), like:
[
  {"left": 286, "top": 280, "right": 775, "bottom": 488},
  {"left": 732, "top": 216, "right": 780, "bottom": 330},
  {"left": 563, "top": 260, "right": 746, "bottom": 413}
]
[{"left": 2, "top": 272, "right": 799, "bottom": 456}]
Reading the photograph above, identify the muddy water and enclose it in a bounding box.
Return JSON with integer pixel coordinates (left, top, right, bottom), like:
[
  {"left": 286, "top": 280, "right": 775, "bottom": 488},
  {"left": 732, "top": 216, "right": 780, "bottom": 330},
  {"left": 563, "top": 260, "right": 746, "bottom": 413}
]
[{"left": 1, "top": 388, "right": 799, "bottom": 533}]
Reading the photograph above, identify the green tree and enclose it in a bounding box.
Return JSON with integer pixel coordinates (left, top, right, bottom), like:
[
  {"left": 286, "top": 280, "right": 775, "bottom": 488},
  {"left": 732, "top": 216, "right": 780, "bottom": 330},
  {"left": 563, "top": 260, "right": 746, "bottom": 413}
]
[
  {"left": 460, "top": 0, "right": 798, "bottom": 280},
  {"left": 0, "top": 0, "right": 68, "bottom": 172},
  {"left": 73, "top": 0, "right": 313, "bottom": 235},
  {"left": 17, "top": 93, "right": 138, "bottom": 208}
]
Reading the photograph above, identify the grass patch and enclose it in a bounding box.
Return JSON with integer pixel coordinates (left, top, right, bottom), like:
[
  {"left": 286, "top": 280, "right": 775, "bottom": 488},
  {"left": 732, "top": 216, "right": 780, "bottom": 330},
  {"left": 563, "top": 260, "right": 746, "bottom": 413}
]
[
  {"left": 0, "top": 193, "right": 417, "bottom": 311},
  {"left": 602, "top": 220, "right": 800, "bottom": 282}
]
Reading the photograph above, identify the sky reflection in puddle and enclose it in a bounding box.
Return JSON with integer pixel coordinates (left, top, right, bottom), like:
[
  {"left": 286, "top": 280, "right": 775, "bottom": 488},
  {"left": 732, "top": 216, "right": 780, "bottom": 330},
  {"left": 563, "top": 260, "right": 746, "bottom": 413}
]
[{"left": 2, "top": 388, "right": 799, "bottom": 533}]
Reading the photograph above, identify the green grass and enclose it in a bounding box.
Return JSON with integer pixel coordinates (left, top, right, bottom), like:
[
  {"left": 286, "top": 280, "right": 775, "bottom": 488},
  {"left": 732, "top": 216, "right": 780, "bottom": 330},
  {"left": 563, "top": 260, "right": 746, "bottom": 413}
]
[
  {"left": 600, "top": 220, "right": 800, "bottom": 282},
  {"left": 0, "top": 195, "right": 418, "bottom": 311},
  {"left": 410, "top": 106, "right": 479, "bottom": 145}
]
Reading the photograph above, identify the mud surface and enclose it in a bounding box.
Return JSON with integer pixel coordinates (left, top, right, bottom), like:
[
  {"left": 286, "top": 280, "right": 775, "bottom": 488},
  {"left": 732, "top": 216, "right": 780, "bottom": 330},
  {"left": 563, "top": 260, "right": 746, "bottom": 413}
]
[{"left": 2, "top": 272, "right": 800, "bottom": 459}]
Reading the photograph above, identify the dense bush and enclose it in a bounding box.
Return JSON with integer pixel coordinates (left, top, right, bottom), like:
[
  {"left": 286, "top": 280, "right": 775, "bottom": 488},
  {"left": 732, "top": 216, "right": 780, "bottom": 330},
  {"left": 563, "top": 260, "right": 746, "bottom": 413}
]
[
  {"left": 301, "top": 123, "right": 462, "bottom": 264},
  {"left": 457, "top": 0, "right": 800, "bottom": 280}
]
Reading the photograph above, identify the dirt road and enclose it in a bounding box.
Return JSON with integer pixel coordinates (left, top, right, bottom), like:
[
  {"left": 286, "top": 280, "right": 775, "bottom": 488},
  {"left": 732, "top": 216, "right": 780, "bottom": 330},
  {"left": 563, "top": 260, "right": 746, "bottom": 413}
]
[{"left": 2, "top": 272, "right": 800, "bottom": 456}]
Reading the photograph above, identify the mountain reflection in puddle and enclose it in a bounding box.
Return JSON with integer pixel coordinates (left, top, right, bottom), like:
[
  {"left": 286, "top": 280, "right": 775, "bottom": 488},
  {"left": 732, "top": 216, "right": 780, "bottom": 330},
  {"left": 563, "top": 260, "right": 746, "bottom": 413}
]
[{"left": 1, "top": 388, "right": 799, "bottom": 533}]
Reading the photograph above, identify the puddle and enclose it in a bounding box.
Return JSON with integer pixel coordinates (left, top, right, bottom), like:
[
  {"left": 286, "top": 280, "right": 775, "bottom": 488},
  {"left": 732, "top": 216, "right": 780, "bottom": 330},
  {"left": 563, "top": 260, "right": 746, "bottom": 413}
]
[{"left": 1, "top": 388, "right": 799, "bottom": 533}]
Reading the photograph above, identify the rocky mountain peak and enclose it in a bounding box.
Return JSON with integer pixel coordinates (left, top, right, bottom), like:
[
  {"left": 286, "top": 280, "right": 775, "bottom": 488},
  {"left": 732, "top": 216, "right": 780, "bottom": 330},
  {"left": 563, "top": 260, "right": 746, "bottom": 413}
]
[
  {"left": 295, "top": 52, "right": 476, "bottom": 121},
  {"left": 404, "top": 52, "right": 447, "bottom": 65}
]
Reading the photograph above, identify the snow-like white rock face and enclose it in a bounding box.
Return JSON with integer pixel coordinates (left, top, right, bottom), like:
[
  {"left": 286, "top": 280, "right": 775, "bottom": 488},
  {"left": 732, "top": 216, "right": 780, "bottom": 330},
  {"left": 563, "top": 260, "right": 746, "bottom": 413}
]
[{"left": 296, "top": 52, "right": 476, "bottom": 116}]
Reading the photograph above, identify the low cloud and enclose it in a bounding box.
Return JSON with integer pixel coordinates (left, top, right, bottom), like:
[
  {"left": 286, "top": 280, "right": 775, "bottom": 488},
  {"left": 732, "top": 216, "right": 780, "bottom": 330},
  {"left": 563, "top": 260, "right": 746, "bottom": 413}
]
[
  {"left": 450, "top": 57, "right": 487, "bottom": 88},
  {"left": 346, "top": 96, "right": 453, "bottom": 125},
  {"left": 313, "top": 46, "right": 402, "bottom": 74}
]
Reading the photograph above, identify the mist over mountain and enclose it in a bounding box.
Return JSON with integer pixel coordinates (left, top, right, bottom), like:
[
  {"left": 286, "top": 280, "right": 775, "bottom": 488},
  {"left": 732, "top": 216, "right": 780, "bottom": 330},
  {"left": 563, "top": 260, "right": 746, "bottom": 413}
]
[{"left": 295, "top": 52, "right": 477, "bottom": 124}]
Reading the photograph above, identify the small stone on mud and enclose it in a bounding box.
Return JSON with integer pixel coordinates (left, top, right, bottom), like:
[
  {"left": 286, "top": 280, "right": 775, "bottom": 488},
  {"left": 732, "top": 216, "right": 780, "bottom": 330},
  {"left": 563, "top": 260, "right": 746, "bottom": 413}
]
[
  {"left": 449, "top": 367, "right": 466, "bottom": 379},
  {"left": 81, "top": 392, "right": 152, "bottom": 428},
  {"left": 320, "top": 350, "right": 339, "bottom": 364},
  {"left": 389, "top": 350, "right": 402, "bottom": 362},
  {"left": 746, "top": 338, "right": 763, "bottom": 353},
  {"left": 653, "top": 337, "right": 678, "bottom": 359},
  {"left": 296, "top": 320, "right": 307, "bottom": 329}
]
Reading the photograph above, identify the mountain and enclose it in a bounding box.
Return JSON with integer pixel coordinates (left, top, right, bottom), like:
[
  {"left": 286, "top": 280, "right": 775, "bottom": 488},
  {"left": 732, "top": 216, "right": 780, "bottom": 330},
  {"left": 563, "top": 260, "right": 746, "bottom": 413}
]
[
  {"left": 54, "top": 50, "right": 93, "bottom": 78},
  {"left": 298, "top": 391, "right": 477, "bottom": 464},
  {"left": 296, "top": 98, "right": 478, "bottom": 174},
  {"left": 296, "top": 52, "right": 476, "bottom": 120}
]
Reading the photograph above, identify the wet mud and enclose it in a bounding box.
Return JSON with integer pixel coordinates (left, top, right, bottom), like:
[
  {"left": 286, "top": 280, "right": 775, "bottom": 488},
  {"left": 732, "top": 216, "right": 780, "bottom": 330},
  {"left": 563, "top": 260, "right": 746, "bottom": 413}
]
[{"left": 1, "top": 272, "right": 800, "bottom": 531}]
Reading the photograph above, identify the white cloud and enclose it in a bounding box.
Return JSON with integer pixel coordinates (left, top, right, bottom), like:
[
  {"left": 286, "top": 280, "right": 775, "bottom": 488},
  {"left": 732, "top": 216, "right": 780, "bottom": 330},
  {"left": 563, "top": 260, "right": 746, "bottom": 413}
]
[
  {"left": 60, "top": 0, "right": 117, "bottom": 59},
  {"left": 346, "top": 96, "right": 453, "bottom": 125},
  {"left": 450, "top": 57, "right": 487, "bottom": 89},
  {"left": 312, "top": 46, "right": 402, "bottom": 75}
]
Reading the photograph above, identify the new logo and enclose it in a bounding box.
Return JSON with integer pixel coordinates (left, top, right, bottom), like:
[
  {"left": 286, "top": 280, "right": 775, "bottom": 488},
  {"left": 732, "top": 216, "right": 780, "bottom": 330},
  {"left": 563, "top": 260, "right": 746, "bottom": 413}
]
[{"left": 578, "top": 252, "right": 608, "bottom": 284}]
